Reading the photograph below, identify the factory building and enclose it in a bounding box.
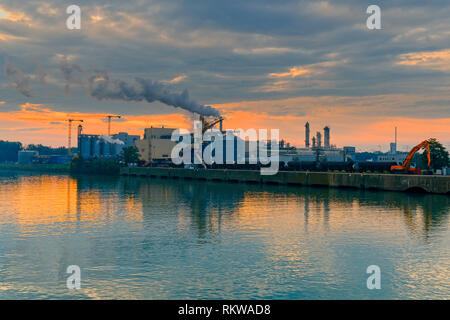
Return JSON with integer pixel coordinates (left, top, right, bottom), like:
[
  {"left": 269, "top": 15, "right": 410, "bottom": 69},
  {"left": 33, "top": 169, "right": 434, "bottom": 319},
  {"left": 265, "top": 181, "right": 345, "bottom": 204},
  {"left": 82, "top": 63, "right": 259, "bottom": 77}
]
[
  {"left": 377, "top": 153, "right": 408, "bottom": 164},
  {"left": 18, "top": 151, "right": 39, "bottom": 164},
  {"left": 78, "top": 126, "right": 139, "bottom": 159},
  {"left": 279, "top": 148, "right": 346, "bottom": 164},
  {"left": 113, "top": 132, "right": 140, "bottom": 148},
  {"left": 135, "top": 127, "right": 177, "bottom": 162}
]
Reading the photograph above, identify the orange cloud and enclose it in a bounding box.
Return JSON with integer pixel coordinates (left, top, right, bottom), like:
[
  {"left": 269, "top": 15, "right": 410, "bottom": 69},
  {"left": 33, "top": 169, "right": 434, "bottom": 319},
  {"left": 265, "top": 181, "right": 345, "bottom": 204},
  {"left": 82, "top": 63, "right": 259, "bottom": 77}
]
[
  {"left": 221, "top": 110, "right": 450, "bottom": 151},
  {"left": 1, "top": 97, "right": 448, "bottom": 152},
  {"left": 0, "top": 103, "right": 191, "bottom": 147},
  {"left": 168, "top": 74, "right": 188, "bottom": 84},
  {"left": 214, "top": 96, "right": 450, "bottom": 151},
  {"left": 269, "top": 66, "right": 311, "bottom": 78},
  {"left": 397, "top": 49, "right": 450, "bottom": 71},
  {"left": 0, "top": 7, "right": 30, "bottom": 22}
]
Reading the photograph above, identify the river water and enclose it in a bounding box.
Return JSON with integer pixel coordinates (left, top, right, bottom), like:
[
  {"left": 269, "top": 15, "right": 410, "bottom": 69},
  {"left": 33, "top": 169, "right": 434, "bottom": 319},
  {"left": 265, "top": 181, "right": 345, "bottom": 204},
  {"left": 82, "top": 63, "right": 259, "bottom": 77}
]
[{"left": 0, "top": 171, "right": 448, "bottom": 299}]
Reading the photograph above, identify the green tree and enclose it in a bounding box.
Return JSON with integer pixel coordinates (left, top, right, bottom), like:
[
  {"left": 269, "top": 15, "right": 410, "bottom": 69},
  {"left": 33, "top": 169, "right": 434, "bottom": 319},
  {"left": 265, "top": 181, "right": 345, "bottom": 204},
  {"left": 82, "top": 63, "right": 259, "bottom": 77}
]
[
  {"left": 421, "top": 138, "right": 449, "bottom": 171},
  {"left": 0, "top": 140, "right": 23, "bottom": 162},
  {"left": 119, "top": 146, "right": 140, "bottom": 165}
]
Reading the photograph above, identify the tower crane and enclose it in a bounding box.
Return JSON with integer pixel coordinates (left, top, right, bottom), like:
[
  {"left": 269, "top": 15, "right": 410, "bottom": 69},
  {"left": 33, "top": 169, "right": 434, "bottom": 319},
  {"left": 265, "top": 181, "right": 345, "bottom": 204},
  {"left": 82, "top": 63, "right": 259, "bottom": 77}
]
[
  {"left": 106, "top": 115, "right": 121, "bottom": 136},
  {"left": 67, "top": 119, "right": 84, "bottom": 156}
]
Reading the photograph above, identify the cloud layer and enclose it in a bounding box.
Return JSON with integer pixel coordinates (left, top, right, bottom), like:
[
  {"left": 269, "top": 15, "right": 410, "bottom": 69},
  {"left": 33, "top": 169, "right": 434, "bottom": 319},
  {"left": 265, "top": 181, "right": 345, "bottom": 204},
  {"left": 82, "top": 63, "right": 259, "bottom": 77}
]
[{"left": 0, "top": 1, "right": 449, "bottom": 149}]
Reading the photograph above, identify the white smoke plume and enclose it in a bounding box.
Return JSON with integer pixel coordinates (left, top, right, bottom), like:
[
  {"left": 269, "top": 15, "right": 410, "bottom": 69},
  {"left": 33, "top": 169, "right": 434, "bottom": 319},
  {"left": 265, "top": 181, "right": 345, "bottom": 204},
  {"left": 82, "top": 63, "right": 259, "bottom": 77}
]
[
  {"left": 4, "top": 62, "right": 33, "bottom": 98},
  {"left": 58, "top": 57, "right": 85, "bottom": 94},
  {"left": 88, "top": 71, "right": 220, "bottom": 117},
  {"left": 100, "top": 135, "right": 125, "bottom": 145},
  {"left": 4, "top": 56, "right": 221, "bottom": 117}
]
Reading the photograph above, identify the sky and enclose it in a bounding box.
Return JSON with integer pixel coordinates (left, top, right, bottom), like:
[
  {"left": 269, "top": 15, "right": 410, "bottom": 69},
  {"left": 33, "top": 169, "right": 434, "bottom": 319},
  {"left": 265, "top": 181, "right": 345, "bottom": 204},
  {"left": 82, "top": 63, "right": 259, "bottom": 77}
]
[{"left": 0, "top": 0, "right": 449, "bottom": 151}]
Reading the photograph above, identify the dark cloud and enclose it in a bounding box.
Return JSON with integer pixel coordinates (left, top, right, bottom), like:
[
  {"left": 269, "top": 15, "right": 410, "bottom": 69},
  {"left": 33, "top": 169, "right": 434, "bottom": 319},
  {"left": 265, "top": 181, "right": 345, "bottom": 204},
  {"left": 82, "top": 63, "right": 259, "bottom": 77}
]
[
  {"left": 0, "top": 0, "right": 448, "bottom": 117},
  {"left": 4, "top": 62, "right": 33, "bottom": 97}
]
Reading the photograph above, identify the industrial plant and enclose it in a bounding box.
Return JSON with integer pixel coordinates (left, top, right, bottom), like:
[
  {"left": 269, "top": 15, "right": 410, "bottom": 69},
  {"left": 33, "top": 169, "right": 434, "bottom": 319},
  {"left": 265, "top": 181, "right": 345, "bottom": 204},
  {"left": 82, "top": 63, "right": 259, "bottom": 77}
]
[{"left": 8, "top": 113, "right": 447, "bottom": 176}]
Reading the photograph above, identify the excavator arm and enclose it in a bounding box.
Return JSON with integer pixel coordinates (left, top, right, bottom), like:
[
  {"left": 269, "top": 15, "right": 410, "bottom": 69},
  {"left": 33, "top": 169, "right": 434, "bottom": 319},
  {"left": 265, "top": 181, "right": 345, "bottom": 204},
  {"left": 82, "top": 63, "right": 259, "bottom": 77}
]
[{"left": 391, "top": 140, "right": 430, "bottom": 174}]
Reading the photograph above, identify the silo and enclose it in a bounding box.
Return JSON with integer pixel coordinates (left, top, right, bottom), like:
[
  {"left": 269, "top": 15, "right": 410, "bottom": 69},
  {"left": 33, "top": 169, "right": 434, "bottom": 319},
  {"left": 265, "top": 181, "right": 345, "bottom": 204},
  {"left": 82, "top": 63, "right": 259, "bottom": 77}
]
[
  {"left": 94, "top": 138, "right": 101, "bottom": 157},
  {"left": 103, "top": 140, "right": 111, "bottom": 156},
  {"left": 80, "top": 136, "right": 92, "bottom": 159}
]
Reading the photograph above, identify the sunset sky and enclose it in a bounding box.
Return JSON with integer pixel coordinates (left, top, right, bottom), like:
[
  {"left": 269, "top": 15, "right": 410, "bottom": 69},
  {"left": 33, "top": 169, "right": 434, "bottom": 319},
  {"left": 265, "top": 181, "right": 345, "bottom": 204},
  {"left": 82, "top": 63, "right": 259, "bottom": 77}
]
[{"left": 0, "top": 0, "right": 449, "bottom": 151}]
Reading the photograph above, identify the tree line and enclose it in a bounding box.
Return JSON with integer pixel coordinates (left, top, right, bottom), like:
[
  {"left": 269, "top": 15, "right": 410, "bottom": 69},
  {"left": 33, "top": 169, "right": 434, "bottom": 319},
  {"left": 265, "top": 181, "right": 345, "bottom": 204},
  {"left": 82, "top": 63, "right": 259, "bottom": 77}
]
[{"left": 0, "top": 140, "right": 75, "bottom": 162}]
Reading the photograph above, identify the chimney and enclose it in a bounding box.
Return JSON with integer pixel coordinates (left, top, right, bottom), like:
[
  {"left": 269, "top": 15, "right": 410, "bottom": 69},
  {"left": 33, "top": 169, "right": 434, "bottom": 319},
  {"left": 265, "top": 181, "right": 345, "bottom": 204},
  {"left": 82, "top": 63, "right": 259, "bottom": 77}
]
[
  {"left": 305, "top": 122, "right": 310, "bottom": 148},
  {"left": 316, "top": 131, "right": 322, "bottom": 148},
  {"left": 312, "top": 136, "right": 316, "bottom": 148},
  {"left": 324, "top": 126, "right": 330, "bottom": 148}
]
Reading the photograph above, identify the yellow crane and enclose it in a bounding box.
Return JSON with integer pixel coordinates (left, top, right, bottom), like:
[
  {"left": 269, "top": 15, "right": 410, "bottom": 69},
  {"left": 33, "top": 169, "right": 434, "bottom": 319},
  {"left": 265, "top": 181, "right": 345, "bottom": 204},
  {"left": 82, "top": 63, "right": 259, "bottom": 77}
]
[
  {"left": 106, "top": 115, "right": 121, "bottom": 135},
  {"left": 67, "top": 119, "right": 84, "bottom": 156}
]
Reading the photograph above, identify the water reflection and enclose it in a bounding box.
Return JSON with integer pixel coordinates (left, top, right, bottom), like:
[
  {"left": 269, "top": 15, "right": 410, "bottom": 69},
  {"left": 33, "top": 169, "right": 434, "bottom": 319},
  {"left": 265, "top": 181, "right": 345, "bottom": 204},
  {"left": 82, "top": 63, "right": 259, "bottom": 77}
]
[
  {"left": 1, "top": 171, "right": 448, "bottom": 242},
  {"left": 0, "top": 171, "right": 448, "bottom": 299}
]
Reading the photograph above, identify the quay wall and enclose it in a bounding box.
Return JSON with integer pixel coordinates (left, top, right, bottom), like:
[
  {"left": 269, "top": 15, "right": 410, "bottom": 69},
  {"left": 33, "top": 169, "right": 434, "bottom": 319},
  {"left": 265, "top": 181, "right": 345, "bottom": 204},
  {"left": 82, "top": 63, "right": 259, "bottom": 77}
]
[{"left": 120, "top": 167, "right": 450, "bottom": 194}]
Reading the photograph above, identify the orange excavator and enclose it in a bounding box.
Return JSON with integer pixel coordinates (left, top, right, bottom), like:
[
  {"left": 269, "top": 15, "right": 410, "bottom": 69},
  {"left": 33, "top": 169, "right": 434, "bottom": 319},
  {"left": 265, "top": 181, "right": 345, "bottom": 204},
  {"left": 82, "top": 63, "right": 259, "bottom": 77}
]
[{"left": 390, "top": 140, "right": 431, "bottom": 174}]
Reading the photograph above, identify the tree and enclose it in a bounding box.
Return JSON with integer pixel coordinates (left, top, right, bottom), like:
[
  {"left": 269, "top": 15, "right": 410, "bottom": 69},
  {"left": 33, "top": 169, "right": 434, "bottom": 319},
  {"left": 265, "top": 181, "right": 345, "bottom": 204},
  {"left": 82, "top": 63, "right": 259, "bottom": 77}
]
[
  {"left": 26, "top": 144, "right": 68, "bottom": 155},
  {"left": 421, "top": 138, "right": 449, "bottom": 171},
  {"left": 0, "top": 140, "right": 22, "bottom": 162},
  {"left": 119, "top": 146, "right": 140, "bottom": 165}
]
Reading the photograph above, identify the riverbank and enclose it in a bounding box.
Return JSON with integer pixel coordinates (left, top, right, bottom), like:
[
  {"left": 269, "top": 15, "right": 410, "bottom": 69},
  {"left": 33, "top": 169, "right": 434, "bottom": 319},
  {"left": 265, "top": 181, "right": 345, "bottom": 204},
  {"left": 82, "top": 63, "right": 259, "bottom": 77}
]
[
  {"left": 0, "top": 163, "right": 70, "bottom": 173},
  {"left": 121, "top": 167, "right": 450, "bottom": 194}
]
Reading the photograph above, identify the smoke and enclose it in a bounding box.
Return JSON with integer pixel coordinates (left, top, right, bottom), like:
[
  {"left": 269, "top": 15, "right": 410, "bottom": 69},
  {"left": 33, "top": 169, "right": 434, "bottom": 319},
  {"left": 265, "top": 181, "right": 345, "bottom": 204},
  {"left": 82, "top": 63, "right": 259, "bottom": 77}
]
[
  {"left": 4, "top": 56, "right": 221, "bottom": 117},
  {"left": 35, "top": 66, "right": 47, "bottom": 85},
  {"left": 58, "top": 57, "right": 85, "bottom": 94},
  {"left": 89, "top": 71, "right": 220, "bottom": 117},
  {"left": 4, "top": 62, "right": 33, "bottom": 97},
  {"left": 100, "top": 135, "right": 125, "bottom": 145}
]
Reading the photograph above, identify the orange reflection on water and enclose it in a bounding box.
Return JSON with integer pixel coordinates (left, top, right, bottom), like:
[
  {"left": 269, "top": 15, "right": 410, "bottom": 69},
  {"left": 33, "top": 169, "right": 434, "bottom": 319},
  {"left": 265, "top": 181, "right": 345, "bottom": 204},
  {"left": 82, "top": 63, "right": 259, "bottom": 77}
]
[{"left": 12, "top": 175, "right": 79, "bottom": 225}]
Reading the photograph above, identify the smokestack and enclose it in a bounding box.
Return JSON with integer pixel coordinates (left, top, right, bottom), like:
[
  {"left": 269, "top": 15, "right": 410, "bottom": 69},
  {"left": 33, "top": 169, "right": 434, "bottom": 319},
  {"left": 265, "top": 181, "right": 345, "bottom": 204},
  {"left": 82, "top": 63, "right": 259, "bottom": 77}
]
[
  {"left": 316, "top": 132, "right": 322, "bottom": 148},
  {"left": 220, "top": 119, "right": 223, "bottom": 132},
  {"left": 312, "top": 136, "right": 316, "bottom": 148},
  {"left": 305, "top": 122, "right": 310, "bottom": 148},
  {"left": 324, "top": 126, "right": 330, "bottom": 149},
  {"left": 77, "top": 124, "right": 83, "bottom": 154},
  {"left": 395, "top": 126, "right": 397, "bottom": 149}
]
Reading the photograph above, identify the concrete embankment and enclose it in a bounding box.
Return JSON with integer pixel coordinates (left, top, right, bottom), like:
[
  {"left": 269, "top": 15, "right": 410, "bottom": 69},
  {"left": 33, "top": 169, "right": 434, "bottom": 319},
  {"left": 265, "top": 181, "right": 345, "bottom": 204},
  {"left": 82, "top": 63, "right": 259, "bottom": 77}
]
[
  {"left": 0, "top": 163, "right": 70, "bottom": 173},
  {"left": 120, "top": 167, "right": 450, "bottom": 194}
]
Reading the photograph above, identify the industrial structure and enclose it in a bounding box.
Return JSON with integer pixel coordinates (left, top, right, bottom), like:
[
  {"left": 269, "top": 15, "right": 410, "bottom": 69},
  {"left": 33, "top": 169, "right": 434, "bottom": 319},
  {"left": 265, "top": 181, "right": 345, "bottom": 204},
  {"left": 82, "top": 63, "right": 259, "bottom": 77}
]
[
  {"left": 106, "top": 115, "right": 121, "bottom": 136},
  {"left": 67, "top": 119, "right": 84, "bottom": 155},
  {"left": 134, "top": 127, "right": 177, "bottom": 163},
  {"left": 324, "top": 126, "right": 330, "bottom": 148},
  {"left": 77, "top": 125, "right": 140, "bottom": 159},
  {"left": 316, "top": 131, "right": 322, "bottom": 148},
  {"left": 305, "top": 122, "right": 310, "bottom": 149}
]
